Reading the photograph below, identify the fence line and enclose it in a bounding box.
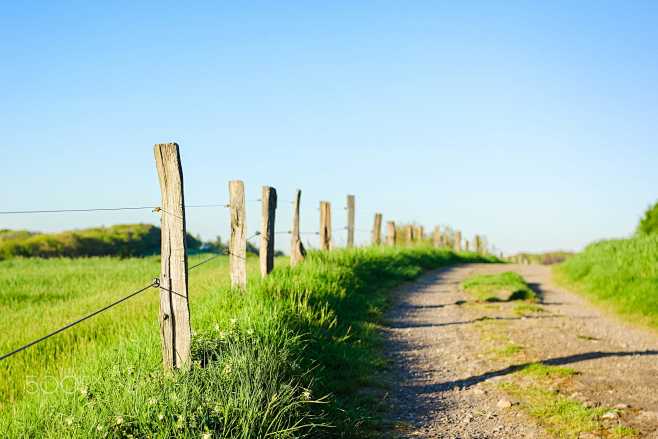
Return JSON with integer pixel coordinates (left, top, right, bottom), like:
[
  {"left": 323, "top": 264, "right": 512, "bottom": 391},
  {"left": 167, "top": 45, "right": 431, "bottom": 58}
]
[{"left": 2, "top": 142, "right": 496, "bottom": 370}]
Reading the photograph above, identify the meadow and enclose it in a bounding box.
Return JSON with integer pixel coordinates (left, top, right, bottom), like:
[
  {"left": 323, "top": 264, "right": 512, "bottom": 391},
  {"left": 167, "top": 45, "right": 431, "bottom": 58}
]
[
  {"left": 0, "top": 246, "right": 496, "bottom": 437},
  {"left": 555, "top": 234, "right": 658, "bottom": 329}
]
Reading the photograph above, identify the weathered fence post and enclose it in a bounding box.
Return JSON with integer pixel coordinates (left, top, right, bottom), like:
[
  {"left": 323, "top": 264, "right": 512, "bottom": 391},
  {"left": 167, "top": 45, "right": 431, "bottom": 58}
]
[
  {"left": 465, "top": 240, "right": 470, "bottom": 252},
  {"left": 260, "top": 186, "right": 277, "bottom": 277},
  {"left": 154, "top": 143, "right": 192, "bottom": 370},
  {"left": 405, "top": 225, "right": 413, "bottom": 245},
  {"left": 454, "top": 230, "right": 462, "bottom": 252},
  {"left": 474, "top": 235, "right": 482, "bottom": 254},
  {"left": 320, "top": 201, "right": 332, "bottom": 251},
  {"left": 229, "top": 180, "right": 247, "bottom": 289},
  {"left": 432, "top": 226, "right": 441, "bottom": 247},
  {"left": 372, "top": 213, "right": 383, "bottom": 246},
  {"left": 290, "top": 189, "right": 306, "bottom": 266},
  {"left": 386, "top": 221, "right": 396, "bottom": 246},
  {"left": 346, "top": 195, "right": 355, "bottom": 248}
]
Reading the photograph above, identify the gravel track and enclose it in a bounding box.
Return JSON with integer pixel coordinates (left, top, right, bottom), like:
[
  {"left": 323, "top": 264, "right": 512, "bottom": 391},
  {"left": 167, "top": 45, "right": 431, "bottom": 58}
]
[{"left": 383, "top": 263, "right": 658, "bottom": 438}]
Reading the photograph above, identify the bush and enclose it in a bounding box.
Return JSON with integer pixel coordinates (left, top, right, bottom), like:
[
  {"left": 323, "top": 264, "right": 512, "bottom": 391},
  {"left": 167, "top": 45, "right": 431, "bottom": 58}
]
[{"left": 637, "top": 201, "right": 658, "bottom": 236}]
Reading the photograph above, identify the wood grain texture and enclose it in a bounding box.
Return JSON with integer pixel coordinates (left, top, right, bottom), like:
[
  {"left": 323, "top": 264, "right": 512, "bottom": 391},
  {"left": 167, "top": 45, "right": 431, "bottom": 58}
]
[
  {"left": 320, "top": 201, "right": 332, "bottom": 251},
  {"left": 372, "top": 213, "right": 382, "bottom": 245},
  {"left": 290, "top": 189, "right": 306, "bottom": 266},
  {"left": 386, "top": 221, "right": 396, "bottom": 246},
  {"left": 260, "top": 186, "right": 277, "bottom": 277},
  {"left": 154, "top": 143, "right": 191, "bottom": 370},
  {"left": 346, "top": 195, "right": 355, "bottom": 248},
  {"left": 229, "top": 180, "right": 247, "bottom": 289}
]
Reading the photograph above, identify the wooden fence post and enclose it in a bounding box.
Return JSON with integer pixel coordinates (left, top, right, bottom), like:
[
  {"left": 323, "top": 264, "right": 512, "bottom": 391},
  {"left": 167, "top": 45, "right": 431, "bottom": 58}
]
[
  {"left": 432, "top": 226, "right": 441, "bottom": 247},
  {"left": 418, "top": 226, "right": 424, "bottom": 242},
  {"left": 320, "top": 201, "right": 332, "bottom": 251},
  {"left": 229, "top": 180, "right": 247, "bottom": 289},
  {"left": 454, "top": 230, "right": 462, "bottom": 252},
  {"left": 154, "top": 143, "right": 191, "bottom": 370},
  {"left": 290, "top": 189, "right": 306, "bottom": 266},
  {"left": 386, "top": 221, "right": 396, "bottom": 246},
  {"left": 465, "top": 240, "right": 470, "bottom": 252},
  {"left": 346, "top": 195, "right": 355, "bottom": 248},
  {"left": 474, "top": 235, "right": 482, "bottom": 254},
  {"left": 405, "top": 225, "right": 413, "bottom": 245},
  {"left": 260, "top": 186, "right": 277, "bottom": 277},
  {"left": 372, "top": 213, "right": 382, "bottom": 246}
]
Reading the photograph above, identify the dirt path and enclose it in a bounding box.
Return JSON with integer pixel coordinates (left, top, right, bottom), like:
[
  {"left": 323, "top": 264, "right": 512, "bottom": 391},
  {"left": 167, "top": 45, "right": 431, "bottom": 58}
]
[{"left": 383, "top": 264, "right": 658, "bottom": 438}]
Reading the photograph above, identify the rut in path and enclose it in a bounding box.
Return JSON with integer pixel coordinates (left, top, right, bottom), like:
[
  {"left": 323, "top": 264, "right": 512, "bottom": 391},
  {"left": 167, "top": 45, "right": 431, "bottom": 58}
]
[{"left": 383, "top": 263, "right": 658, "bottom": 438}]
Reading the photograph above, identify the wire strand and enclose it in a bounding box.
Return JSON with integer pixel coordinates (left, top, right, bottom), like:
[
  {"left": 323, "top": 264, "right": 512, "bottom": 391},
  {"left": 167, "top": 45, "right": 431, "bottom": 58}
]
[{"left": 0, "top": 280, "right": 158, "bottom": 362}]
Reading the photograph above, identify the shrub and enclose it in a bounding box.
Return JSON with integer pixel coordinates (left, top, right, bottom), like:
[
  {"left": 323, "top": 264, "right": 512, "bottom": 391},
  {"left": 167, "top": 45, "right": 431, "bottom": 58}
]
[{"left": 637, "top": 201, "right": 658, "bottom": 236}]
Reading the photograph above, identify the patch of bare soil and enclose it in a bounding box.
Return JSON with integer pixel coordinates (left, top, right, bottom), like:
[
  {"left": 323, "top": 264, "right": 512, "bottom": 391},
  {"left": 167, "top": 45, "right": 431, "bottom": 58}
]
[{"left": 382, "top": 264, "right": 658, "bottom": 438}]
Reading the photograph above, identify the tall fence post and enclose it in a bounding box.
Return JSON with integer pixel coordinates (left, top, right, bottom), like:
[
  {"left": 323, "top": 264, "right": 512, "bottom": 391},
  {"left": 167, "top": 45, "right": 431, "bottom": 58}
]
[
  {"left": 386, "top": 221, "right": 396, "bottom": 246},
  {"left": 346, "top": 195, "right": 355, "bottom": 248},
  {"left": 260, "top": 186, "right": 277, "bottom": 277},
  {"left": 454, "top": 230, "right": 462, "bottom": 252},
  {"left": 474, "top": 235, "right": 481, "bottom": 254},
  {"left": 290, "top": 189, "right": 306, "bottom": 266},
  {"left": 229, "top": 180, "right": 247, "bottom": 289},
  {"left": 432, "top": 226, "right": 441, "bottom": 247},
  {"left": 405, "top": 225, "right": 413, "bottom": 245},
  {"left": 418, "top": 226, "right": 424, "bottom": 242},
  {"left": 372, "top": 213, "right": 383, "bottom": 246},
  {"left": 320, "top": 201, "right": 332, "bottom": 251},
  {"left": 465, "top": 239, "right": 470, "bottom": 252},
  {"left": 154, "top": 143, "right": 192, "bottom": 370}
]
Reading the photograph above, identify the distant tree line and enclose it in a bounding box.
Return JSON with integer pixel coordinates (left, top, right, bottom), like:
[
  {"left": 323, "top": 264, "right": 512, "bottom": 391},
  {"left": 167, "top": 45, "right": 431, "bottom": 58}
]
[{"left": 0, "top": 224, "right": 248, "bottom": 260}]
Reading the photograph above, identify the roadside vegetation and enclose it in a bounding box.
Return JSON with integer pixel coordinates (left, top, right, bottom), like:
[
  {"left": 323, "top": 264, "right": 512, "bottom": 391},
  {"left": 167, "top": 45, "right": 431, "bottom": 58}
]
[
  {"left": 461, "top": 271, "right": 537, "bottom": 302},
  {"left": 1, "top": 245, "right": 496, "bottom": 437},
  {"left": 555, "top": 202, "right": 658, "bottom": 329}
]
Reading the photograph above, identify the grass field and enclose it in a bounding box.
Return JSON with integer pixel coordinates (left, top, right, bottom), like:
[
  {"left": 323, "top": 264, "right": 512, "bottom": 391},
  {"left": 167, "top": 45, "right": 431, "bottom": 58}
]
[
  {"left": 1, "top": 246, "right": 496, "bottom": 437},
  {"left": 461, "top": 271, "right": 537, "bottom": 302},
  {"left": 554, "top": 234, "right": 658, "bottom": 329}
]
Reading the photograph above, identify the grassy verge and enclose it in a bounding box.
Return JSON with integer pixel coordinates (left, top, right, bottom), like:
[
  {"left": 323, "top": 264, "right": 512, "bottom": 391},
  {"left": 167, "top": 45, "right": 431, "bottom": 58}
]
[
  {"left": 1, "top": 245, "right": 495, "bottom": 437},
  {"left": 461, "top": 271, "right": 536, "bottom": 302},
  {"left": 554, "top": 234, "right": 658, "bottom": 329}
]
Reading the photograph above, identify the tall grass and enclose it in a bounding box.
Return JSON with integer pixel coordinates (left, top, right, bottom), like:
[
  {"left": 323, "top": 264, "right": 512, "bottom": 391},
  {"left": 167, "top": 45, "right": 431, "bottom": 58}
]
[
  {"left": 1, "top": 246, "right": 496, "bottom": 437},
  {"left": 555, "top": 234, "right": 658, "bottom": 328}
]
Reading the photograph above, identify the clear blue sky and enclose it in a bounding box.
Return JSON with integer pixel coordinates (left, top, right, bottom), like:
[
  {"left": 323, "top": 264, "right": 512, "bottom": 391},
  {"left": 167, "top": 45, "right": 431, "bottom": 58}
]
[{"left": 1, "top": 1, "right": 656, "bottom": 254}]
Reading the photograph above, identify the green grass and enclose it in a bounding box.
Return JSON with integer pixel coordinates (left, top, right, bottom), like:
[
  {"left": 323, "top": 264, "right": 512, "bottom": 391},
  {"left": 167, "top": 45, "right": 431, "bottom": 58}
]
[
  {"left": 1, "top": 245, "right": 496, "bottom": 437},
  {"left": 500, "top": 381, "right": 607, "bottom": 438},
  {"left": 461, "top": 271, "right": 536, "bottom": 302},
  {"left": 500, "top": 363, "right": 637, "bottom": 438},
  {"left": 493, "top": 343, "right": 524, "bottom": 358},
  {"left": 554, "top": 234, "right": 658, "bottom": 329},
  {"left": 513, "top": 302, "right": 545, "bottom": 316}
]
